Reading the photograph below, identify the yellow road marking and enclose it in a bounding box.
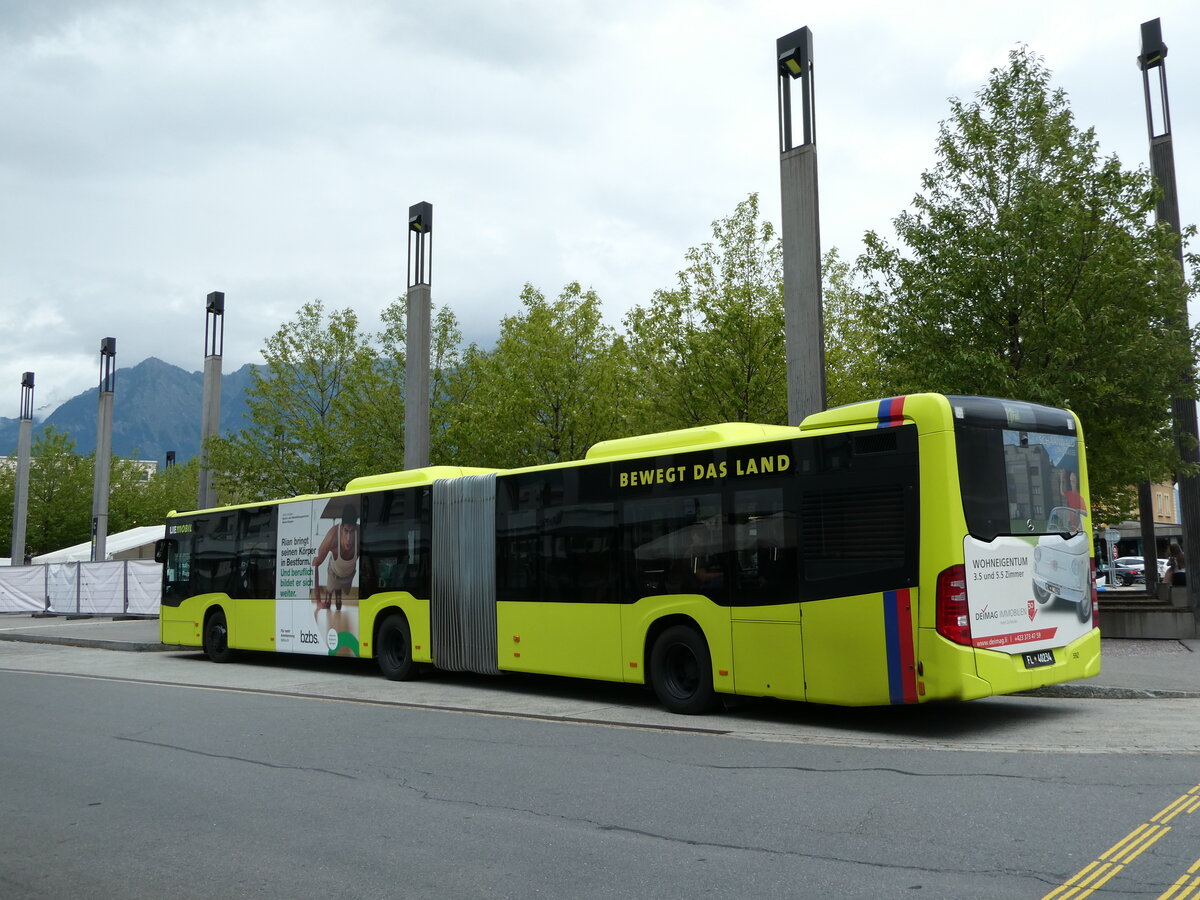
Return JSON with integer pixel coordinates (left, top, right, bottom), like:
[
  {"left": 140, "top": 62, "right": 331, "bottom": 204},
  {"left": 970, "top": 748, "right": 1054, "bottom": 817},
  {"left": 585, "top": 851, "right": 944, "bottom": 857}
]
[
  {"left": 1046, "top": 784, "right": 1200, "bottom": 900},
  {"left": 1158, "top": 874, "right": 1191, "bottom": 900},
  {"left": 1114, "top": 824, "right": 1171, "bottom": 864},
  {"left": 1073, "top": 862, "right": 1125, "bottom": 898},
  {"left": 1044, "top": 861, "right": 1125, "bottom": 900},
  {"left": 1155, "top": 795, "right": 1195, "bottom": 823}
]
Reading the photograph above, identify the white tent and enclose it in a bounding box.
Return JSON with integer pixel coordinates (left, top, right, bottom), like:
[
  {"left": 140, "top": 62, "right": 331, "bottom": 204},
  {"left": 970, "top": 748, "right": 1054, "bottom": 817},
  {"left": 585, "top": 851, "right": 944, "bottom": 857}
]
[{"left": 32, "top": 525, "right": 165, "bottom": 564}]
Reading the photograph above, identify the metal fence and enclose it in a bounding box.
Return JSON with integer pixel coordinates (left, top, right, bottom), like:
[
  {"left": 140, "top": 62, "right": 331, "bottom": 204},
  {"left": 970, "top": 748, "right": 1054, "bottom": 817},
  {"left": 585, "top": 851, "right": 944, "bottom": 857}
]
[{"left": 0, "top": 560, "right": 160, "bottom": 616}]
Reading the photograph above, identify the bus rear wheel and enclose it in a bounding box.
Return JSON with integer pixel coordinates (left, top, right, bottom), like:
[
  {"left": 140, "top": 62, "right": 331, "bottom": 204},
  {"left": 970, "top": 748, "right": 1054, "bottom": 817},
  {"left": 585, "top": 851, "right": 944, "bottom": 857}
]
[
  {"left": 376, "top": 613, "right": 417, "bottom": 681},
  {"left": 203, "top": 609, "right": 233, "bottom": 663},
  {"left": 650, "top": 625, "right": 716, "bottom": 715}
]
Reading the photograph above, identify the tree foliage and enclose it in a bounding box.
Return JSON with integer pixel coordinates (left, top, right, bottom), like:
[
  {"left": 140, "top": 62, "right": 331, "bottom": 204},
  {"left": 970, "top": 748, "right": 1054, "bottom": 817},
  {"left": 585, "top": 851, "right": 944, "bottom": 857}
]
[
  {"left": 22, "top": 427, "right": 93, "bottom": 557},
  {"left": 0, "top": 427, "right": 201, "bottom": 558},
  {"left": 823, "top": 248, "right": 887, "bottom": 408},
  {"left": 107, "top": 457, "right": 199, "bottom": 531},
  {"left": 624, "top": 193, "right": 788, "bottom": 430},
  {"left": 441, "top": 283, "right": 630, "bottom": 467},
  {"left": 206, "top": 300, "right": 376, "bottom": 501},
  {"left": 858, "top": 47, "right": 1199, "bottom": 508}
]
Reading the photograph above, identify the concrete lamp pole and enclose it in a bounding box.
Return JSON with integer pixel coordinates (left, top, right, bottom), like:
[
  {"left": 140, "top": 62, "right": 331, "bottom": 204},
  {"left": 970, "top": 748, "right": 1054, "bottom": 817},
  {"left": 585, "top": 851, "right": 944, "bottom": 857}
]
[
  {"left": 777, "top": 26, "right": 826, "bottom": 425},
  {"left": 198, "top": 291, "right": 225, "bottom": 510},
  {"left": 91, "top": 338, "right": 116, "bottom": 562},
  {"left": 10, "top": 372, "right": 34, "bottom": 566},
  {"left": 405, "top": 201, "right": 433, "bottom": 471},
  {"left": 1138, "top": 18, "right": 1200, "bottom": 620}
]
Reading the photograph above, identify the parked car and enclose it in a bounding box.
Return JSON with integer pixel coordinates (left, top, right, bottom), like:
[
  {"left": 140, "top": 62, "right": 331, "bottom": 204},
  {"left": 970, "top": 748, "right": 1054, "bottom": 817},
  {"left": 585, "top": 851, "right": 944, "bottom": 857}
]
[
  {"left": 1115, "top": 556, "right": 1168, "bottom": 582},
  {"left": 1097, "top": 561, "right": 1142, "bottom": 587}
]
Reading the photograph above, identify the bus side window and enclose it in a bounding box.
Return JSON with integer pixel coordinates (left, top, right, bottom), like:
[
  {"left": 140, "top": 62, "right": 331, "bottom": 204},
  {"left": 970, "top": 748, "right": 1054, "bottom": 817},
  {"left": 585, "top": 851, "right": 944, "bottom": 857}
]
[
  {"left": 498, "top": 474, "right": 544, "bottom": 603},
  {"left": 237, "top": 506, "right": 277, "bottom": 599},
  {"left": 162, "top": 534, "right": 193, "bottom": 607},
  {"left": 625, "top": 494, "right": 725, "bottom": 603},
  {"left": 730, "top": 487, "right": 798, "bottom": 606},
  {"left": 542, "top": 503, "right": 618, "bottom": 604},
  {"left": 192, "top": 514, "right": 238, "bottom": 596},
  {"left": 360, "top": 488, "right": 431, "bottom": 600}
]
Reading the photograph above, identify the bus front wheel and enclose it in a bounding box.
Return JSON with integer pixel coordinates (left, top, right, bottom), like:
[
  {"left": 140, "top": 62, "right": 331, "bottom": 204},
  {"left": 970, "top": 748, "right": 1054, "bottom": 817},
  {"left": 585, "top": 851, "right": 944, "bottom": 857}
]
[
  {"left": 650, "top": 625, "right": 716, "bottom": 715},
  {"left": 203, "top": 609, "right": 233, "bottom": 663},
  {"left": 376, "top": 614, "right": 417, "bottom": 681}
]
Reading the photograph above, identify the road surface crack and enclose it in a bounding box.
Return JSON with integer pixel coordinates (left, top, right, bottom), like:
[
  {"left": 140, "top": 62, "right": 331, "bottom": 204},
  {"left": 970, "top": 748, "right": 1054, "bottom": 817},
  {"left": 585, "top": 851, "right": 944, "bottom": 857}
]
[{"left": 116, "top": 736, "right": 356, "bottom": 779}]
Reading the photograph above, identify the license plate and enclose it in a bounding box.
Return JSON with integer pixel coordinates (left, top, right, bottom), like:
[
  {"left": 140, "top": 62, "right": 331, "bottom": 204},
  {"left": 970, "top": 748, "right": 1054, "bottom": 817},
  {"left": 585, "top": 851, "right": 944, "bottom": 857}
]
[{"left": 1023, "top": 650, "right": 1055, "bottom": 669}]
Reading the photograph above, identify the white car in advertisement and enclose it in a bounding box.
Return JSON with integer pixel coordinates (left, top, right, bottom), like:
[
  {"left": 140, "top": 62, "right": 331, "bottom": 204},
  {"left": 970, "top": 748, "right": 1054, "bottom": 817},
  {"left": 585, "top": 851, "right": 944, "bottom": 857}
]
[{"left": 1032, "top": 506, "right": 1091, "bottom": 622}]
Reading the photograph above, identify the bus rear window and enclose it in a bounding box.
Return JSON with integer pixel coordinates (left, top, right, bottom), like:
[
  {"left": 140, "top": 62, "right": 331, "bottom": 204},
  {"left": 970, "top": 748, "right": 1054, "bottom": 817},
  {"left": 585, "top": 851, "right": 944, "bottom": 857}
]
[{"left": 956, "top": 425, "right": 1084, "bottom": 540}]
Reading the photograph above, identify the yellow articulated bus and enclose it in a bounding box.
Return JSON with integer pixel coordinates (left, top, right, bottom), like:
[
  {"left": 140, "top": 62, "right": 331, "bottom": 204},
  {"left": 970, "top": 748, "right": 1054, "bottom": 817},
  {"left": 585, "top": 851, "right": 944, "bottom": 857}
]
[{"left": 158, "top": 394, "right": 1100, "bottom": 714}]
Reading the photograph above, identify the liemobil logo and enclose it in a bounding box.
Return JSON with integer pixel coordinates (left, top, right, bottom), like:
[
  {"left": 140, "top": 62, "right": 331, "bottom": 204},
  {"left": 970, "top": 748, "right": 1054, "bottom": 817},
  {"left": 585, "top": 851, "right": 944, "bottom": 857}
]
[
  {"left": 326, "top": 628, "right": 338, "bottom": 651},
  {"left": 975, "top": 604, "right": 1025, "bottom": 621},
  {"left": 299, "top": 630, "right": 321, "bottom": 645}
]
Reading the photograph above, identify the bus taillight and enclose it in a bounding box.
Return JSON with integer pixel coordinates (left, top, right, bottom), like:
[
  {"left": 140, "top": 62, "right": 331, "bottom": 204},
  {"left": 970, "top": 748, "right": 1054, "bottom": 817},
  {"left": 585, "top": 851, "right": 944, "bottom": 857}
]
[
  {"left": 1091, "top": 557, "right": 1100, "bottom": 629},
  {"left": 936, "top": 564, "right": 971, "bottom": 646}
]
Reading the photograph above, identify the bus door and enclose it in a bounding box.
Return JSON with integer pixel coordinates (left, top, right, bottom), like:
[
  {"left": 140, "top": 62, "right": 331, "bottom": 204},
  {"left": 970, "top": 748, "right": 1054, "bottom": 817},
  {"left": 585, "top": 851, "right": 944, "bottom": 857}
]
[{"left": 728, "top": 484, "right": 804, "bottom": 701}]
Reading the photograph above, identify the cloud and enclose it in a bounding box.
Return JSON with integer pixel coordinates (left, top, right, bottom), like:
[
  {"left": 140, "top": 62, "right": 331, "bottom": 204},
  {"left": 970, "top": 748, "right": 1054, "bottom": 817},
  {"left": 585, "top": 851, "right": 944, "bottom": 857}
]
[{"left": 1, "top": 0, "right": 1197, "bottom": 418}]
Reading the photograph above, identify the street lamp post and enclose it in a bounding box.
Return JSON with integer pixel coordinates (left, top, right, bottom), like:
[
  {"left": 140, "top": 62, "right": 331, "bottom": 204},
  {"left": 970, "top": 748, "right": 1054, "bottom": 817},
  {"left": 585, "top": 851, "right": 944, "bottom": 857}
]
[
  {"left": 198, "top": 291, "right": 225, "bottom": 510},
  {"left": 777, "top": 26, "right": 826, "bottom": 425},
  {"left": 91, "top": 338, "right": 116, "bottom": 562},
  {"left": 405, "top": 201, "right": 433, "bottom": 471},
  {"left": 10, "top": 372, "right": 34, "bottom": 566},
  {"left": 1138, "top": 18, "right": 1200, "bottom": 618}
]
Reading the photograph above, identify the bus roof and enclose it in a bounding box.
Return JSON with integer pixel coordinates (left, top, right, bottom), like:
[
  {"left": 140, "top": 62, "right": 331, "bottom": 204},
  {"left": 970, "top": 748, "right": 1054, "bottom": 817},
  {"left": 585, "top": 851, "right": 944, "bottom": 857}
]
[{"left": 585, "top": 422, "right": 798, "bottom": 462}]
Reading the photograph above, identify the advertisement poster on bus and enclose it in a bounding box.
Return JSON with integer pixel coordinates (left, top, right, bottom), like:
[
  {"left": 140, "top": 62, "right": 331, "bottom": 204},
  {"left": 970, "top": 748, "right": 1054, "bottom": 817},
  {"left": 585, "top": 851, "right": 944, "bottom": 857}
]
[
  {"left": 963, "top": 531, "right": 1092, "bottom": 654},
  {"left": 275, "top": 497, "right": 361, "bottom": 657}
]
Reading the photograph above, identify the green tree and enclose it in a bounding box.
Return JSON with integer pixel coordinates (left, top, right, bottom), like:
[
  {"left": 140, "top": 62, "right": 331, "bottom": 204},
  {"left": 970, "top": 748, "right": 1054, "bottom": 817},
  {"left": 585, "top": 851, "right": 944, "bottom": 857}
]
[
  {"left": 823, "top": 248, "right": 887, "bottom": 408},
  {"left": 858, "top": 47, "right": 1199, "bottom": 509},
  {"left": 0, "top": 463, "right": 12, "bottom": 559},
  {"left": 206, "top": 300, "right": 376, "bottom": 501},
  {"left": 443, "top": 283, "right": 630, "bottom": 467},
  {"left": 108, "top": 457, "right": 200, "bottom": 531},
  {"left": 342, "top": 297, "right": 469, "bottom": 475},
  {"left": 624, "top": 193, "right": 788, "bottom": 431},
  {"left": 23, "top": 427, "right": 92, "bottom": 557}
]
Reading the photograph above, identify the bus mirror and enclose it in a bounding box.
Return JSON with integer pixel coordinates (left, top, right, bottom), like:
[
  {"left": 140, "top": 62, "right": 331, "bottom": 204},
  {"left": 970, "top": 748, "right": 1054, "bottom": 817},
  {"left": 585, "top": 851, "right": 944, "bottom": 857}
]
[{"left": 154, "top": 539, "right": 174, "bottom": 564}]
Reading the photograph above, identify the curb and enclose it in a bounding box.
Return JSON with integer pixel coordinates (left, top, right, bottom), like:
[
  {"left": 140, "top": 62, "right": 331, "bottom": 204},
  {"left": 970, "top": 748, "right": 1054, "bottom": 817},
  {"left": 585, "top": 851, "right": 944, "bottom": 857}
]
[
  {"left": 0, "top": 633, "right": 185, "bottom": 653},
  {"left": 1024, "top": 683, "right": 1200, "bottom": 700}
]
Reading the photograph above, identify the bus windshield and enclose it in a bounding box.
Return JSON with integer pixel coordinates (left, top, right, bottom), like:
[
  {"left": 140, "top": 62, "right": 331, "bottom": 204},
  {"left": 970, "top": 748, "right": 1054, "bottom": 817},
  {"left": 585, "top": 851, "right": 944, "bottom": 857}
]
[{"left": 950, "top": 397, "right": 1085, "bottom": 541}]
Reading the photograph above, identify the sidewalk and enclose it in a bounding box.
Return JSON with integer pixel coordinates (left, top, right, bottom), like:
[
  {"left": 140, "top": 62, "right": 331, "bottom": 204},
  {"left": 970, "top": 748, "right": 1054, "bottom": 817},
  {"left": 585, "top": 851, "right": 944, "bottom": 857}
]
[
  {"left": 0, "top": 613, "right": 1198, "bottom": 698},
  {"left": 0, "top": 613, "right": 173, "bottom": 652}
]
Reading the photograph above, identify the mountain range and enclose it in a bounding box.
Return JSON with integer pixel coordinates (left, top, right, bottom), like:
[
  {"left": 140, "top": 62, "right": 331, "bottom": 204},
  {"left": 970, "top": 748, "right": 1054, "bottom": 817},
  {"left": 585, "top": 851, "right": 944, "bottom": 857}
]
[{"left": 0, "top": 357, "right": 255, "bottom": 463}]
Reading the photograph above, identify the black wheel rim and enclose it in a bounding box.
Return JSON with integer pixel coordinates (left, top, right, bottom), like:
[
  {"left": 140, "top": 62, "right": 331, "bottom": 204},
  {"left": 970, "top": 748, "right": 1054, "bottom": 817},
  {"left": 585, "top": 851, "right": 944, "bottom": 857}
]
[
  {"left": 208, "top": 620, "right": 227, "bottom": 655},
  {"left": 662, "top": 641, "right": 699, "bottom": 700},
  {"left": 383, "top": 626, "right": 407, "bottom": 668}
]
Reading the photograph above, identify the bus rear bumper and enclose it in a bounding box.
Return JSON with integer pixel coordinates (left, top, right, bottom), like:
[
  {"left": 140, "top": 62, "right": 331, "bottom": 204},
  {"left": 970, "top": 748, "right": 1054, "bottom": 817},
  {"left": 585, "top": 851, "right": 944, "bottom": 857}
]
[{"left": 974, "top": 627, "right": 1101, "bottom": 696}]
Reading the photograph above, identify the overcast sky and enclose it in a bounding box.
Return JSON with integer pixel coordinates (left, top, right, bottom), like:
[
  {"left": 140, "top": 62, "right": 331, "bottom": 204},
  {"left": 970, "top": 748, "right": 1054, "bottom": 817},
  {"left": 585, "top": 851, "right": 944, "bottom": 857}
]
[{"left": 2, "top": 0, "right": 1197, "bottom": 417}]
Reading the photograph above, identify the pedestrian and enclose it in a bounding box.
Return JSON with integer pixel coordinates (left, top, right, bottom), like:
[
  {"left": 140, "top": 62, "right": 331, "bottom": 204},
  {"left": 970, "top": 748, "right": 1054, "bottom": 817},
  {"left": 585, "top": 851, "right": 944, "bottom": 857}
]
[{"left": 1165, "top": 541, "right": 1186, "bottom": 586}]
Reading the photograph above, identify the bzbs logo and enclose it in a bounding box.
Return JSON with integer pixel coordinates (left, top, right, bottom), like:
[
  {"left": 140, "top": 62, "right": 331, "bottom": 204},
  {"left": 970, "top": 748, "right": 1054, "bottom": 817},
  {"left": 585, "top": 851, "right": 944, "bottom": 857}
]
[{"left": 299, "top": 630, "right": 320, "bottom": 645}]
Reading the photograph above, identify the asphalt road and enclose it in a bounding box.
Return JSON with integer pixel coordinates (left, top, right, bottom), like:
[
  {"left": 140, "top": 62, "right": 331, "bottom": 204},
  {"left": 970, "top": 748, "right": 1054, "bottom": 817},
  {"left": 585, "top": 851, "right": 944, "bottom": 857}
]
[{"left": 2, "top": 643, "right": 1199, "bottom": 899}]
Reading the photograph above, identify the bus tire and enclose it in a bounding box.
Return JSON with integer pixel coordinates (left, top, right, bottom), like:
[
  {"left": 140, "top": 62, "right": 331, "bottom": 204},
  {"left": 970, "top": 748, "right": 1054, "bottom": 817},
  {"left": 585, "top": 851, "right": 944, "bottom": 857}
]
[
  {"left": 376, "top": 613, "right": 417, "bottom": 681},
  {"left": 203, "top": 609, "right": 233, "bottom": 663},
  {"left": 650, "top": 624, "right": 715, "bottom": 715}
]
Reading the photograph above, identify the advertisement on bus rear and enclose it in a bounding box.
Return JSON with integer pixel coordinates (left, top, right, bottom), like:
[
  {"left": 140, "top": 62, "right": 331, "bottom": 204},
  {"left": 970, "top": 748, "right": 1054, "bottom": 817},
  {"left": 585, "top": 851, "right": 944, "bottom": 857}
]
[
  {"left": 963, "top": 529, "right": 1093, "bottom": 654},
  {"left": 275, "top": 496, "right": 361, "bottom": 657}
]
